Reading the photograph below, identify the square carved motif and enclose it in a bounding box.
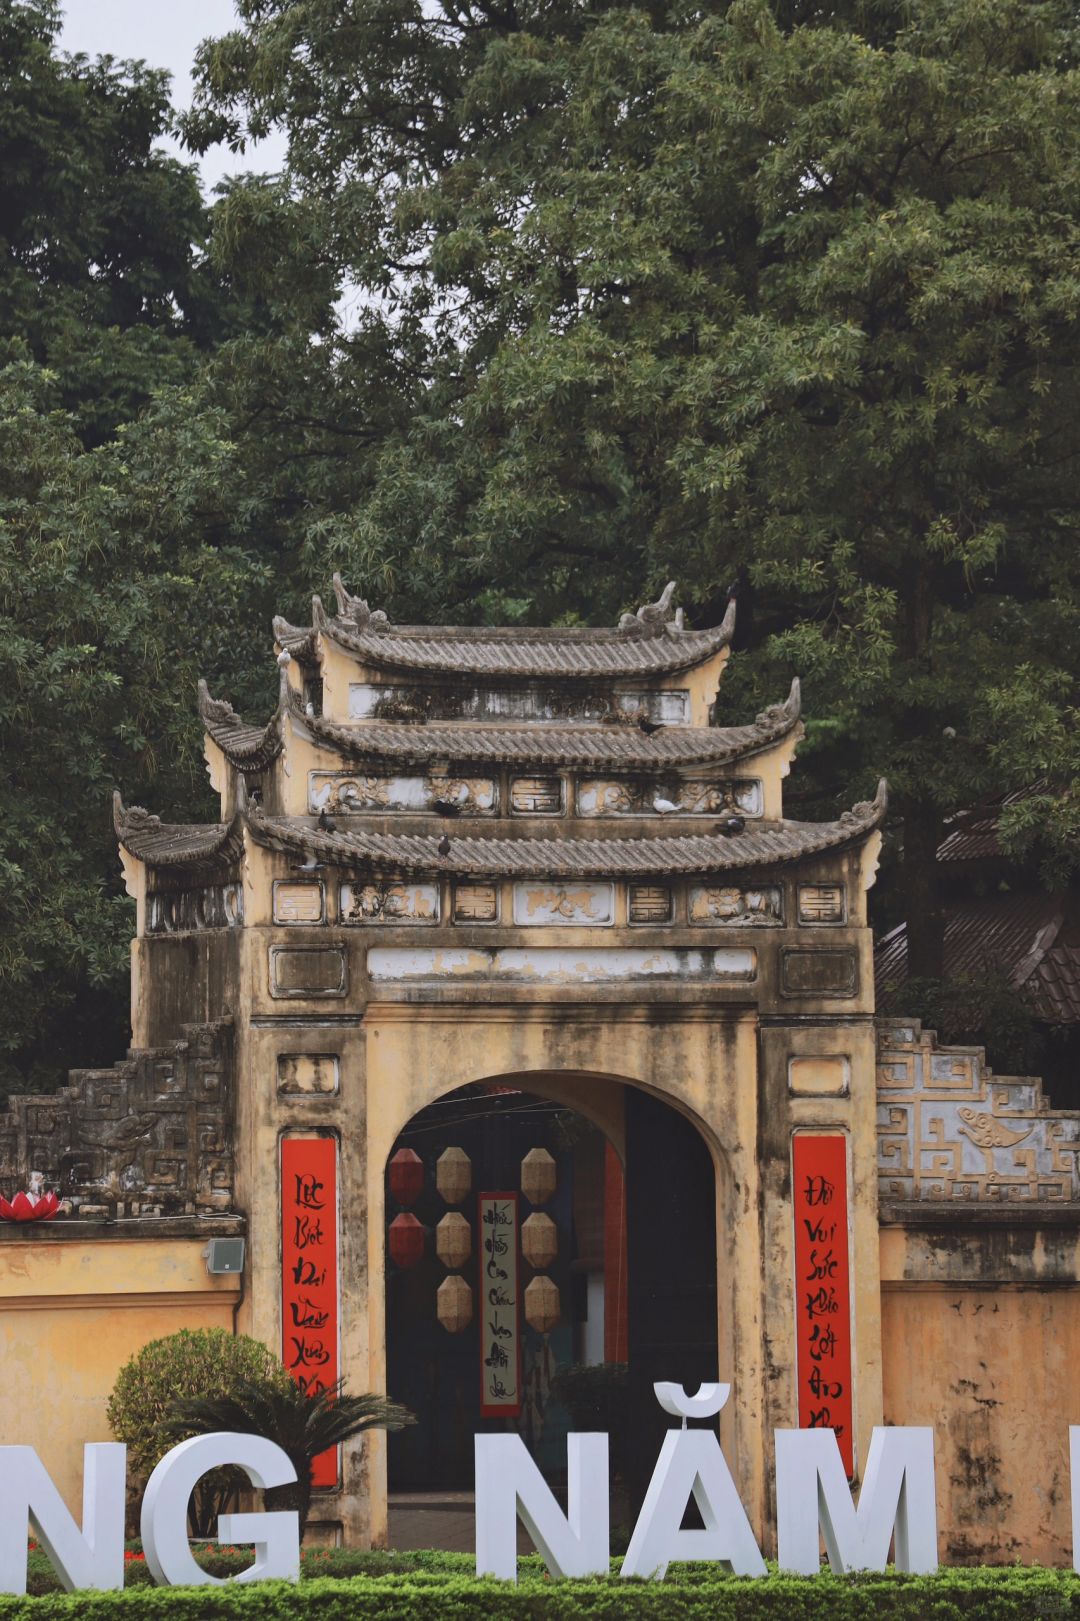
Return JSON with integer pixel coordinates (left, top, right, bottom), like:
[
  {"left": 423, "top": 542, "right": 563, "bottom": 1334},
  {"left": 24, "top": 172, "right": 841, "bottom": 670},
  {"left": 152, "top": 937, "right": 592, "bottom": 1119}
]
[
  {"left": 510, "top": 777, "right": 563, "bottom": 814},
  {"left": 797, "top": 883, "right": 846, "bottom": 925},
  {"left": 628, "top": 885, "right": 673, "bottom": 924},
  {"left": 454, "top": 883, "right": 499, "bottom": 923},
  {"left": 273, "top": 881, "right": 325, "bottom": 925}
]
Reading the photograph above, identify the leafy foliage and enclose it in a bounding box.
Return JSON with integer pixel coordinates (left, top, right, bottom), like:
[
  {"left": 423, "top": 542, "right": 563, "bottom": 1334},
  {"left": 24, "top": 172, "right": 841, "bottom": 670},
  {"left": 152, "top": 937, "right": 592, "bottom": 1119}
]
[
  {"left": 181, "top": 0, "right": 1080, "bottom": 979},
  {"left": 106, "top": 1329, "right": 292, "bottom": 1537},
  {"left": 169, "top": 1377, "right": 414, "bottom": 1538},
  {"left": 6, "top": 1560, "right": 1080, "bottom": 1612}
]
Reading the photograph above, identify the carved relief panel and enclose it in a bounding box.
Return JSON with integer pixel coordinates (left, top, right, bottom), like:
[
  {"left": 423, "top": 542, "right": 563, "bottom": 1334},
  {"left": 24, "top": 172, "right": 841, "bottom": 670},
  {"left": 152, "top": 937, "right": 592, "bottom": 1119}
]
[
  {"left": 309, "top": 773, "right": 496, "bottom": 815},
  {"left": 340, "top": 881, "right": 440, "bottom": 924},
  {"left": 688, "top": 885, "right": 783, "bottom": 925},
  {"left": 627, "top": 885, "right": 674, "bottom": 924},
  {"left": 510, "top": 777, "right": 564, "bottom": 814},
  {"left": 453, "top": 883, "right": 499, "bottom": 923},
  {"left": 798, "top": 883, "right": 847, "bottom": 924},
  {"left": 273, "top": 882, "right": 325, "bottom": 924},
  {"left": 147, "top": 885, "right": 243, "bottom": 933},
  {"left": 577, "top": 779, "right": 763, "bottom": 817},
  {"left": 511, "top": 882, "right": 615, "bottom": 927}
]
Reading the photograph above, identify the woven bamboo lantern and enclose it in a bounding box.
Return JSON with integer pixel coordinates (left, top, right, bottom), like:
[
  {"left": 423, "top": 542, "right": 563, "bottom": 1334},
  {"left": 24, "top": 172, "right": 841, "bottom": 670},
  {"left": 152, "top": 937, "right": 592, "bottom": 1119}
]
[
  {"left": 520, "top": 1147, "right": 557, "bottom": 1206},
  {"left": 388, "top": 1211, "right": 425, "bottom": 1268},
  {"left": 437, "top": 1274, "right": 474, "bottom": 1334},
  {"left": 388, "top": 1147, "right": 424, "bottom": 1208},
  {"left": 435, "top": 1146, "right": 472, "bottom": 1206},
  {"left": 521, "top": 1212, "right": 557, "bottom": 1271},
  {"left": 524, "top": 1274, "right": 561, "bottom": 1334},
  {"left": 435, "top": 1211, "right": 472, "bottom": 1270}
]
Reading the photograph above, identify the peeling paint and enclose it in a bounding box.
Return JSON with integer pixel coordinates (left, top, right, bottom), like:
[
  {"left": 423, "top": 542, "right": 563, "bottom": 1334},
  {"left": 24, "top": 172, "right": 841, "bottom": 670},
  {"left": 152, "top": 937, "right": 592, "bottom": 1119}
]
[{"left": 366, "top": 946, "right": 756, "bottom": 983}]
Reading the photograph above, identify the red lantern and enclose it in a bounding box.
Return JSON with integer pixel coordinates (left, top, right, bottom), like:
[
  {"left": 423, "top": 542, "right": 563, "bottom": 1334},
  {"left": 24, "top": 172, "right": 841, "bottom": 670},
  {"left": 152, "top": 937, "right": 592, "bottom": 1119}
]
[
  {"left": 388, "top": 1148, "right": 424, "bottom": 1208},
  {"left": 388, "top": 1211, "right": 426, "bottom": 1269}
]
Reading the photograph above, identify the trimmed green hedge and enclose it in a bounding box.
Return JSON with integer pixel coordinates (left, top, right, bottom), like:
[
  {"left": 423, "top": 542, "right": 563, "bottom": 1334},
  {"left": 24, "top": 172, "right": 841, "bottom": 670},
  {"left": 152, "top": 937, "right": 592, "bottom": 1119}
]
[{"left": 3, "top": 1565, "right": 1080, "bottom": 1618}]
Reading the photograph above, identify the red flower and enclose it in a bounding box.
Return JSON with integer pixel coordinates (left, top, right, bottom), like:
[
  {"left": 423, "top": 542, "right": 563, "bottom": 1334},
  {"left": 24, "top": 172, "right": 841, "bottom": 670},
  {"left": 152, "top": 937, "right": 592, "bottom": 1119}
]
[{"left": 0, "top": 1191, "right": 59, "bottom": 1223}]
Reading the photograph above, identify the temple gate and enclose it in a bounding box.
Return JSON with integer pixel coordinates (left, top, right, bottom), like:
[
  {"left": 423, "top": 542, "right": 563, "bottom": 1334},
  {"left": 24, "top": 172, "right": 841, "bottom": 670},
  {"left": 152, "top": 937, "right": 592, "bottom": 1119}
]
[{"left": 2, "top": 578, "right": 1076, "bottom": 1560}]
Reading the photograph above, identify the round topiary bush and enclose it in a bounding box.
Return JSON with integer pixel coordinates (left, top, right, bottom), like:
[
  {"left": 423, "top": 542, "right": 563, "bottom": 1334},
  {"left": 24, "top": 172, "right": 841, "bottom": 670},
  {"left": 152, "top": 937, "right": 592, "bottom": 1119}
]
[{"left": 107, "top": 1327, "right": 292, "bottom": 1536}]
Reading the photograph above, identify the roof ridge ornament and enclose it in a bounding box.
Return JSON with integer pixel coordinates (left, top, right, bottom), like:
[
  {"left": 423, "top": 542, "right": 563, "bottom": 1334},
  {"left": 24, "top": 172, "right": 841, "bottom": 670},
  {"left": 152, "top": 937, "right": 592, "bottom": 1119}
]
[
  {"left": 618, "top": 581, "right": 679, "bottom": 636},
  {"left": 839, "top": 778, "right": 889, "bottom": 828},
  {"left": 332, "top": 573, "right": 390, "bottom": 634},
  {"left": 197, "top": 679, "right": 244, "bottom": 733},
  {"left": 752, "top": 677, "right": 801, "bottom": 732},
  {"left": 112, "top": 790, "right": 162, "bottom": 839}
]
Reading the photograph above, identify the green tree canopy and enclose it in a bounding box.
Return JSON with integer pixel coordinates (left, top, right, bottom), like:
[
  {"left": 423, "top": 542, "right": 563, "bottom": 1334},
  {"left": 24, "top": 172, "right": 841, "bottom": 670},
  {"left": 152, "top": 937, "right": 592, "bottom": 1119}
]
[{"left": 184, "top": 0, "right": 1080, "bottom": 978}]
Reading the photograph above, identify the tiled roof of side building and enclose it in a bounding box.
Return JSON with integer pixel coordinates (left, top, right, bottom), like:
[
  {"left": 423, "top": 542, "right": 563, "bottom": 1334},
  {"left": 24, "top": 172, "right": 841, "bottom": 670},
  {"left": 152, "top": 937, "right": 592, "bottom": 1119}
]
[
  {"left": 273, "top": 577, "right": 737, "bottom": 680},
  {"left": 198, "top": 678, "right": 803, "bottom": 773},
  {"left": 875, "top": 890, "right": 1080, "bottom": 1024},
  {"left": 115, "top": 782, "right": 886, "bottom": 881}
]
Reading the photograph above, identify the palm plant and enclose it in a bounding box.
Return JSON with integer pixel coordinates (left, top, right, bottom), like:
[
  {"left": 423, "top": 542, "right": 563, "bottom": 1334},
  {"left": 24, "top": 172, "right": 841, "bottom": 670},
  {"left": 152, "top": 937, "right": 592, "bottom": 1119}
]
[{"left": 169, "top": 1377, "right": 414, "bottom": 1538}]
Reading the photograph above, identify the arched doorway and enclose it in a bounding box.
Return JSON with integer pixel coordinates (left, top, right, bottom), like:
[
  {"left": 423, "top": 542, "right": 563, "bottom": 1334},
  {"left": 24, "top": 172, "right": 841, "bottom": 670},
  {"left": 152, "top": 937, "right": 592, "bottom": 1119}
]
[{"left": 382, "top": 1074, "right": 720, "bottom": 1534}]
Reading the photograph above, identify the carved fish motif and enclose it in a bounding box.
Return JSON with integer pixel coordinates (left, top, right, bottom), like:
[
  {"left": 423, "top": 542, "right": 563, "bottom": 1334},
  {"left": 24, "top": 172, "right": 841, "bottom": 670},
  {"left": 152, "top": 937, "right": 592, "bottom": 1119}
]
[{"left": 957, "top": 1108, "right": 1034, "bottom": 1149}]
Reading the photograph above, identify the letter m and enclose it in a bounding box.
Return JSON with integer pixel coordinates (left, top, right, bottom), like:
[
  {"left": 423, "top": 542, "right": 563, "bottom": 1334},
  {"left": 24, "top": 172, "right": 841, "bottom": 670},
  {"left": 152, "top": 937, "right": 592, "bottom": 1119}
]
[{"left": 776, "top": 1427, "right": 937, "bottom": 1575}]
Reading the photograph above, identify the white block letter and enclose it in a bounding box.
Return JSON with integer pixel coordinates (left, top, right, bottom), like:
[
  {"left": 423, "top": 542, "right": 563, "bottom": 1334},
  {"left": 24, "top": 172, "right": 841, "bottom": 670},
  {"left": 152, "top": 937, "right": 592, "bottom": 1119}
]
[
  {"left": 621, "top": 1430, "right": 766, "bottom": 1580},
  {"left": 475, "top": 1433, "right": 609, "bottom": 1580},
  {"left": 141, "top": 1433, "right": 299, "bottom": 1587},
  {"left": 0, "top": 1443, "right": 126, "bottom": 1595},
  {"left": 776, "top": 1427, "right": 937, "bottom": 1575},
  {"left": 1063, "top": 1432, "right": 1070, "bottom": 1569}
]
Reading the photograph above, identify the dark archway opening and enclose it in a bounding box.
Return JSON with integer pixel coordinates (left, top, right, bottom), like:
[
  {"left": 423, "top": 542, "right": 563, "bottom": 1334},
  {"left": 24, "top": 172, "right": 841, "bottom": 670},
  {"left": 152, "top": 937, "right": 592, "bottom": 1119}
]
[{"left": 383, "top": 1078, "right": 718, "bottom": 1536}]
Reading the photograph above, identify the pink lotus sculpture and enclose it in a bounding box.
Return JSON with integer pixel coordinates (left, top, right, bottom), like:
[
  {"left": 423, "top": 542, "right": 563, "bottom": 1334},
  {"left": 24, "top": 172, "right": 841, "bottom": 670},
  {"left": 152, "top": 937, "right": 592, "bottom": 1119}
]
[{"left": 0, "top": 1173, "right": 60, "bottom": 1222}]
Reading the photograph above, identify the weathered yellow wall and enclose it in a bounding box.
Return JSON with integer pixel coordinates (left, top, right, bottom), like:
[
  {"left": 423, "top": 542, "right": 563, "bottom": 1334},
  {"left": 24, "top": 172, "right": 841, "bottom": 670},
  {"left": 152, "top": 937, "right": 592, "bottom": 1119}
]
[
  {"left": 0, "top": 1236, "right": 240, "bottom": 1515},
  {"left": 880, "top": 1217, "right": 1080, "bottom": 1566}
]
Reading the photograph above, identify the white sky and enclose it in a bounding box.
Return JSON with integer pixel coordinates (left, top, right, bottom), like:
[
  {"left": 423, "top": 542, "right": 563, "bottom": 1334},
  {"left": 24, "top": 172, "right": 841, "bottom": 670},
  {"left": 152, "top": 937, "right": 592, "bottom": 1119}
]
[{"left": 57, "top": 0, "right": 288, "bottom": 193}]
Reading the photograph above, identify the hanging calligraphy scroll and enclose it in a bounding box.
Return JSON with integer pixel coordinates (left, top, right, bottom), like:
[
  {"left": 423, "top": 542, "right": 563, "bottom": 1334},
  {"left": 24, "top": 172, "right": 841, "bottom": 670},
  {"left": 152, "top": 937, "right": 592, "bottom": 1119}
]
[
  {"left": 478, "top": 1191, "right": 522, "bottom": 1417},
  {"left": 792, "top": 1133, "right": 854, "bottom": 1477},
  {"left": 281, "top": 1136, "right": 340, "bottom": 1488}
]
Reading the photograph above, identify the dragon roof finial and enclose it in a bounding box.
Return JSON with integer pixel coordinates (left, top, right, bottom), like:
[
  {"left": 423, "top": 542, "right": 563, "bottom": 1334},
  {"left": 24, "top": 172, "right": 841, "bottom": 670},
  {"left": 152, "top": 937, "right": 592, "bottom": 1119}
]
[
  {"left": 618, "top": 581, "right": 679, "bottom": 635},
  {"left": 332, "top": 573, "right": 390, "bottom": 633}
]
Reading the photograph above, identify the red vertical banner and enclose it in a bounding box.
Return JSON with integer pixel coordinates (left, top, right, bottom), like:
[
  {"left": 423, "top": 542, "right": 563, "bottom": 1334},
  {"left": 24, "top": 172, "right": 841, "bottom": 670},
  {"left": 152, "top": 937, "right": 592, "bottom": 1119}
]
[
  {"left": 792, "top": 1133, "right": 855, "bottom": 1477},
  {"left": 281, "top": 1136, "right": 339, "bottom": 1488},
  {"left": 478, "top": 1192, "right": 522, "bottom": 1418}
]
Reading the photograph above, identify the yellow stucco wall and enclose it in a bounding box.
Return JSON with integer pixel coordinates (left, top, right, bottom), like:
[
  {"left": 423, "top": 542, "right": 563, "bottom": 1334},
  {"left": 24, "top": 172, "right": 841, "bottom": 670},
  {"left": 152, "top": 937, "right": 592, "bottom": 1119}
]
[{"left": 0, "top": 1236, "right": 240, "bottom": 1516}]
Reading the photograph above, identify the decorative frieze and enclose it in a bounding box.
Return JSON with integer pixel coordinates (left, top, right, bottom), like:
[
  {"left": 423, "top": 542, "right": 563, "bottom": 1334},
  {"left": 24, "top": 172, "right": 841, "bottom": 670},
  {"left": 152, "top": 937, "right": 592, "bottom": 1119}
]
[
  {"left": 511, "top": 882, "right": 614, "bottom": 927},
  {"left": 628, "top": 885, "right": 673, "bottom": 924},
  {"left": 348, "top": 683, "right": 689, "bottom": 725},
  {"left": 876, "top": 1021, "right": 1080, "bottom": 1203},
  {"left": 277, "top": 1054, "right": 340, "bottom": 1096},
  {"left": 510, "top": 777, "right": 563, "bottom": 814},
  {"left": 0, "top": 1020, "right": 235, "bottom": 1218},
  {"left": 273, "top": 882, "right": 325, "bottom": 925},
  {"left": 453, "top": 883, "right": 499, "bottom": 923},
  {"left": 309, "top": 773, "right": 496, "bottom": 815},
  {"left": 689, "top": 885, "right": 782, "bottom": 925},
  {"left": 147, "top": 885, "right": 243, "bottom": 934},
  {"left": 340, "top": 881, "right": 439, "bottom": 924},
  {"left": 798, "top": 884, "right": 847, "bottom": 925},
  {"left": 577, "top": 778, "right": 763, "bottom": 817}
]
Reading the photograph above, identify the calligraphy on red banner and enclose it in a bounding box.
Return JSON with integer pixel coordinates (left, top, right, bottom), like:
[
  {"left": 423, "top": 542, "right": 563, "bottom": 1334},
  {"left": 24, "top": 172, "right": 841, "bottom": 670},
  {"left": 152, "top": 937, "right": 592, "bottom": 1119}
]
[
  {"left": 281, "top": 1136, "right": 339, "bottom": 1488},
  {"left": 478, "top": 1192, "right": 521, "bottom": 1418},
  {"left": 792, "top": 1133, "right": 854, "bottom": 1477}
]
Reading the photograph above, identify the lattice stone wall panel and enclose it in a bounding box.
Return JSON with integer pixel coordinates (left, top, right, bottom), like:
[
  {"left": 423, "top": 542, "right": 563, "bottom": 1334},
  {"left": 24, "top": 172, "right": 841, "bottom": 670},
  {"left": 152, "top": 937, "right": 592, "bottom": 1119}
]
[
  {"left": 876, "top": 1019, "right": 1080, "bottom": 1204},
  {"left": 0, "top": 1020, "right": 235, "bottom": 1217}
]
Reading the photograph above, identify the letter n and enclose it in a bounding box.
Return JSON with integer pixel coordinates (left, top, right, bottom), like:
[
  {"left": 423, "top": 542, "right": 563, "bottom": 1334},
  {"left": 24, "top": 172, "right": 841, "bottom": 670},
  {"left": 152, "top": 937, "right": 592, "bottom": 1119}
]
[
  {"left": 0, "top": 1444, "right": 126, "bottom": 1595},
  {"left": 475, "top": 1433, "right": 608, "bottom": 1580},
  {"left": 775, "top": 1427, "right": 937, "bottom": 1575}
]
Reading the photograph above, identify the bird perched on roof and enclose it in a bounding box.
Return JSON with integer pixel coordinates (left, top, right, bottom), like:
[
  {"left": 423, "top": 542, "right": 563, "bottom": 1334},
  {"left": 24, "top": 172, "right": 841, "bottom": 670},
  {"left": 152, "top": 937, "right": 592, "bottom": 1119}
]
[
  {"left": 637, "top": 715, "right": 662, "bottom": 736},
  {"left": 317, "top": 809, "right": 336, "bottom": 832},
  {"left": 432, "top": 798, "right": 462, "bottom": 817},
  {"left": 437, "top": 833, "right": 452, "bottom": 857},
  {"left": 653, "top": 797, "right": 678, "bottom": 815},
  {"left": 718, "top": 814, "right": 745, "bottom": 837}
]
